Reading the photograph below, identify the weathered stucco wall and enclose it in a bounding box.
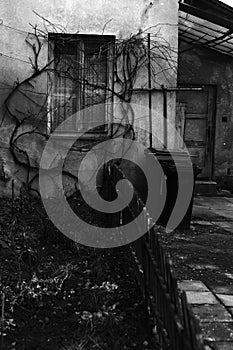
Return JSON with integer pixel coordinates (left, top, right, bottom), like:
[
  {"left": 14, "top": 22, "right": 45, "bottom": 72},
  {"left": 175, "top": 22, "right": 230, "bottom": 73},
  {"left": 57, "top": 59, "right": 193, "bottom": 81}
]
[
  {"left": 178, "top": 42, "right": 233, "bottom": 177},
  {"left": 0, "top": 0, "right": 178, "bottom": 196}
]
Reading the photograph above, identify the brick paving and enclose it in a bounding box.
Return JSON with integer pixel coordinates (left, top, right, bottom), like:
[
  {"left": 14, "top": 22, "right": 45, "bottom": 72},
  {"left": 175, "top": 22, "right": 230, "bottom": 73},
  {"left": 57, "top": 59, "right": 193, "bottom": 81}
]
[
  {"left": 178, "top": 280, "right": 233, "bottom": 349},
  {"left": 163, "top": 196, "right": 233, "bottom": 349}
]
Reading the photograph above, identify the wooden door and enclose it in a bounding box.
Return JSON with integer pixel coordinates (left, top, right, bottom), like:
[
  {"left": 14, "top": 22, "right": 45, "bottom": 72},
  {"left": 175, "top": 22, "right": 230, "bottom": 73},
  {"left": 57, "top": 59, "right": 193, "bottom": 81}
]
[{"left": 176, "top": 85, "right": 216, "bottom": 179}]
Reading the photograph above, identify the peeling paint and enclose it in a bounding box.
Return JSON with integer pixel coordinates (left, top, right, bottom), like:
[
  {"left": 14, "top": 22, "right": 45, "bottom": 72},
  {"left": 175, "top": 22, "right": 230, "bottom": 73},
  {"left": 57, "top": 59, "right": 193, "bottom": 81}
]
[{"left": 139, "top": 0, "right": 159, "bottom": 31}]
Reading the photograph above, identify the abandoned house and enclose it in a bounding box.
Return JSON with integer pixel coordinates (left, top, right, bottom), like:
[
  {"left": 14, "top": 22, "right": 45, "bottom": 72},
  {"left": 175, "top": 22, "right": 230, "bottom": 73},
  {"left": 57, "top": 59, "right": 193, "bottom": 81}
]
[
  {"left": 0, "top": 0, "right": 178, "bottom": 197},
  {"left": 178, "top": 0, "right": 233, "bottom": 191},
  {"left": 0, "top": 0, "right": 233, "bottom": 197}
]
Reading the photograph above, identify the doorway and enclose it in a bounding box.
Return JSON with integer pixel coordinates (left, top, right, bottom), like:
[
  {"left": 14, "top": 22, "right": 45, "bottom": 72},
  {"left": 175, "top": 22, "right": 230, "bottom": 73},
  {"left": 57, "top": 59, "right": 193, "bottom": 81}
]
[{"left": 176, "top": 85, "right": 216, "bottom": 180}]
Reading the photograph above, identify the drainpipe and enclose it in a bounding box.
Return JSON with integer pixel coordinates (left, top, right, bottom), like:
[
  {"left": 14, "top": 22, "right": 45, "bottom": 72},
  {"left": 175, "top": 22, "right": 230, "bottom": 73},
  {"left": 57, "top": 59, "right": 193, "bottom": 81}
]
[
  {"left": 148, "top": 33, "right": 153, "bottom": 149},
  {"left": 161, "top": 85, "right": 167, "bottom": 149}
]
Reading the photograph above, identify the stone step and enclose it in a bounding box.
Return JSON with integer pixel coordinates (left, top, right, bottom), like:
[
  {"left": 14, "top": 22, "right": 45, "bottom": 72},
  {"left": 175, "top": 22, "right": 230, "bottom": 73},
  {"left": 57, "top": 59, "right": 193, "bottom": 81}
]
[{"left": 195, "top": 181, "right": 217, "bottom": 195}]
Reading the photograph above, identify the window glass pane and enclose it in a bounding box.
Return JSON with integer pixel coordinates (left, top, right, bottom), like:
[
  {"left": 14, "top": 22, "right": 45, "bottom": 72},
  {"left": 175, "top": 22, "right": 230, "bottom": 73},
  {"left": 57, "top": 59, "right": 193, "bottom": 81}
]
[{"left": 50, "top": 35, "right": 113, "bottom": 132}]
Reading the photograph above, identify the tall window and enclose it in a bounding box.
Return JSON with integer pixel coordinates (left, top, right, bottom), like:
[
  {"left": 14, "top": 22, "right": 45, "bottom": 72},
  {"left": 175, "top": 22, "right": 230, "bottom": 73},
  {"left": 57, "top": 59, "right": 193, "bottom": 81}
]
[{"left": 48, "top": 34, "right": 115, "bottom": 133}]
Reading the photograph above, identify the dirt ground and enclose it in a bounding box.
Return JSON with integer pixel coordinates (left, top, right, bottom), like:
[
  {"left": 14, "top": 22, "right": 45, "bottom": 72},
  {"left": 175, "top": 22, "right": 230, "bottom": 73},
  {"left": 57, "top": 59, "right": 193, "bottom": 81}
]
[
  {"left": 0, "top": 194, "right": 159, "bottom": 350},
  {"left": 2, "top": 191, "right": 232, "bottom": 349}
]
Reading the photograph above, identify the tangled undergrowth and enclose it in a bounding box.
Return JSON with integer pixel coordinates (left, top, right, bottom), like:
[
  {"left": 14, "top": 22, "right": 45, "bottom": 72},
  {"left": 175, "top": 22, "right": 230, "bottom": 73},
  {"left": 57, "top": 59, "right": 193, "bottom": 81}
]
[{"left": 0, "top": 192, "right": 159, "bottom": 350}]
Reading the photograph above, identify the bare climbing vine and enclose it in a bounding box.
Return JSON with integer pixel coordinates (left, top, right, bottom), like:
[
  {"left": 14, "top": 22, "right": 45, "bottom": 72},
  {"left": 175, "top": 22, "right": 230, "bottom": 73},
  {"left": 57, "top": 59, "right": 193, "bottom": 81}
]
[{"left": 0, "top": 13, "right": 176, "bottom": 195}]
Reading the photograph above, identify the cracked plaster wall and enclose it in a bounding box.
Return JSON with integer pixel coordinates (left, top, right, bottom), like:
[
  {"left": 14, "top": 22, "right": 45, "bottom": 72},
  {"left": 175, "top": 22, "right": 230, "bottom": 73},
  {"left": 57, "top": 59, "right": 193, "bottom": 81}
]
[{"left": 0, "top": 0, "right": 178, "bottom": 196}]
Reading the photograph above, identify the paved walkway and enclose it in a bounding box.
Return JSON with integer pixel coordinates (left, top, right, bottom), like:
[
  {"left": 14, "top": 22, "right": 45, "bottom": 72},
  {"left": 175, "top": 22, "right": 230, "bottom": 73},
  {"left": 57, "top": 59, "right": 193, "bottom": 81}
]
[
  {"left": 162, "top": 195, "right": 233, "bottom": 349},
  {"left": 179, "top": 280, "right": 233, "bottom": 350},
  {"left": 193, "top": 196, "right": 233, "bottom": 233}
]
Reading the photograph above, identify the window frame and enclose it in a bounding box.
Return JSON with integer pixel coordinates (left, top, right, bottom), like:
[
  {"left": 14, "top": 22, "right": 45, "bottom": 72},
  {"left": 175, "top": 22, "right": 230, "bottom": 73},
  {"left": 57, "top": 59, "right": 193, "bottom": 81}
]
[{"left": 47, "top": 33, "right": 115, "bottom": 137}]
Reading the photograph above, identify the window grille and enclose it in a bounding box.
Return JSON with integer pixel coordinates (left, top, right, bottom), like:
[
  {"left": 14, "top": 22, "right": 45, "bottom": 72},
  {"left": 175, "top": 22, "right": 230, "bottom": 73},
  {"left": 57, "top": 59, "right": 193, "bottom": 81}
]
[{"left": 48, "top": 34, "right": 115, "bottom": 134}]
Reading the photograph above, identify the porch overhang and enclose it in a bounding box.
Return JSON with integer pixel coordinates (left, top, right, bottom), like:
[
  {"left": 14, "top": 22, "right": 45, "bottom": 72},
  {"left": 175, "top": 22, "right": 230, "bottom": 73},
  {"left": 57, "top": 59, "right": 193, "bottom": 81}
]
[{"left": 179, "top": 0, "right": 233, "bottom": 56}]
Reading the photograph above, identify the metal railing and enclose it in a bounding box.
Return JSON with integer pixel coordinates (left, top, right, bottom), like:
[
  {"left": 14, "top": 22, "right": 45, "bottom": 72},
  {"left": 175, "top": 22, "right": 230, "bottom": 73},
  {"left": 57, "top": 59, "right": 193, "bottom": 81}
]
[{"left": 104, "top": 162, "right": 204, "bottom": 350}]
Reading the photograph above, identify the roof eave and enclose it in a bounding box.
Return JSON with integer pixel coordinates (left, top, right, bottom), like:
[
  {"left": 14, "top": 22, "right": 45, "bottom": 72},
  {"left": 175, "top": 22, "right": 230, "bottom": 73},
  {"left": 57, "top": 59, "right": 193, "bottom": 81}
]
[{"left": 179, "top": 0, "right": 233, "bottom": 31}]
